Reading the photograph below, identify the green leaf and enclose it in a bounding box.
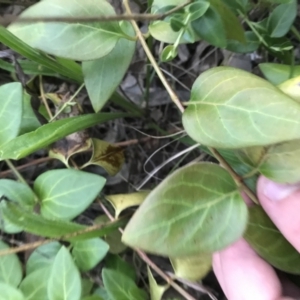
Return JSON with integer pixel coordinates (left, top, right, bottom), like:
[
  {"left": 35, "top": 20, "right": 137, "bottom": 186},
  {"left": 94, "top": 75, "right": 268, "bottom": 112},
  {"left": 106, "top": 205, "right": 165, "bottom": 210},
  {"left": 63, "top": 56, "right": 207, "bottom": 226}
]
[
  {"left": 182, "top": 66, "right": 300, "bottom": 149},
  {"left": 0, "top": 179, "right": 36, "bottom": 233},
  {"left": 102, "top": 268, "right": 147, "bottom": 300},
  {"left": 188, "top": 1, "right": 210, "bottom": 21},
  {"left": 222, "top": 0, "right": 250, "bottom": 13},
  {"left": 277, "top": 75, "right": 300, "bottom": 102},
  {"left": 226, "top": 31, "right": 260, "bottom": 53},
  {"left": 72, "top": 238, "right": 109, "bottom": 271},
  {"left": 0, "top": 82, "right": 22, "bottom": 146},
  {"left": 191, "top": 6, "right": 227, "bottom": 48},
  {"left": 210, "top": 0, "right": 245, "bottom": 43},
  {"left": 105, "top": 254, "right": 136, "bottom": 281},
  {"left": 81, "top": 278, "right": 94, "bottom": 297},
  {"left": 149, "top": 0, "right": 200, "bottom": 44},
  {"left": 8, "top": 0, "right": 124, "bottom": 61},
  {"left": 160, "top": 45, "right": 178, "bottom": 62},
  {"left": 267, "top": 0, "right": 297, "bottom": 38},
  {"left": 0, "top": 112, "right": 129, "bottom": 160},
  {"left": 0, "top": 240, "right": 23, "bottom": 287},
  {"left": 244, "top": 206, "right": 300, "bottom": 274},
  {"left": 48, "top": 246, "right": 81, "bottom": 300},
  {"left": 34, "top": 169, "right": 106, "bottom": 220},
  {"left": 19, "top": 267, "right": 50, "bottom": 300},
  {"left": 19, "top": 92, "right": 40, "bottom": 135},
  {"left": 170, "top": 254, "right": 212, "bottom": 281},
  {"left": 122, "top": 163, "right": 247, "bottom": 257},
  {"left": 82, "top": 296, "right": 104, "bottom": 300},
  {"left": 1, "top": 200, "right": 127, "bottom": 242},
  {"left": 147, "top": 266, "right": 169, "bottom": 300},
  {"left": 0, "top": 26, "right": 83, "bottom": 83},
  {"left": 237, "top": 140, "right": 300, "bottom": 183},
  {"left": 82, "top": 139, "right": 124, "bottom": 176},
  {"left": 95, "top": 216, "right": 127, "bottom": 254},
  {"left": 0, "top": 58, "right": 61, "bottom": 78},
  {"left": 26, "top": 242, "right": 62, "bottom": 274},
  {"left": 83, "top": 23, "right": 135, "bottom": 112},
  {"left": 0, "top": 282, "right": 25, "bottom": 300},
  {"left": 259, "top": 63, "right": 300, "bottom": 85},
  {"left": 106, "top": 191, "right": 150, "bottom": 218}
]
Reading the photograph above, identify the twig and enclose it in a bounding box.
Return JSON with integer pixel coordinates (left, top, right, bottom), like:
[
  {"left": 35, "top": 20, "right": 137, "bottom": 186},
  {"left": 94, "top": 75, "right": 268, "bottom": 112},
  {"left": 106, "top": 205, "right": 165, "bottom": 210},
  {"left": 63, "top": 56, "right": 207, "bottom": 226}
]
[
  {"left": 0, "top": 217, "right": 127, "bottom": 256},
  {"left": 4, "top": 159, "right": 27, "bottom": 184},
  {"left": 123, "top": 0, "right": 186, "bottom": 113},
  {"left": 0, "top": 1, "right": 193, "bottom": 25},
  {"left": 39, "top": 75, "right": 53, "bottom": 119},
  {"left": 209, "top": 147, "right": 259, "bottom": 204},
  {"left": 98, "top": 200, "right": 196, "bottom": 300}
]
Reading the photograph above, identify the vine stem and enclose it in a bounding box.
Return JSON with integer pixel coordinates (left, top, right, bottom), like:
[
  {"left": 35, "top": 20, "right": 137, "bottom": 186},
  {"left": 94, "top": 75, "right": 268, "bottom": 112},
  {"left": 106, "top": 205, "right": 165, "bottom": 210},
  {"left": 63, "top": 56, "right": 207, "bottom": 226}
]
[
  {"left": 1, "top": 1, "right": 194, "bottom": 25},
  {"left": 123, "top": 0, "right": 185, "bottom": 113},
  {"left": 209, "top": 148, "right": 259, "bottom": 204},
  {"left": 98, "top": 201, "right": 197, "bottom": 300}
]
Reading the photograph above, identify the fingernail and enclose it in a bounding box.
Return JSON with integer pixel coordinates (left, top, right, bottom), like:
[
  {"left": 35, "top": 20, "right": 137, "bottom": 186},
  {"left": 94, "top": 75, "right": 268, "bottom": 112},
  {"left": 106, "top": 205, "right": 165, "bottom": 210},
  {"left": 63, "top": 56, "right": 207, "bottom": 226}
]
[{"left": 263, "top": 178, "right": 300, "bottom": 202}]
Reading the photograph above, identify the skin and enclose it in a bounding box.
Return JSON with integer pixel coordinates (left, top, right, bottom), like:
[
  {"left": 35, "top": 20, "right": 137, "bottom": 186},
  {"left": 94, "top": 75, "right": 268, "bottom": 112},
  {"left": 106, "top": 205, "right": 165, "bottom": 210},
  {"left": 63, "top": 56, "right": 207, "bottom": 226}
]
[{"left": 213, "top": 176, "right": 300, "bottom": 300}]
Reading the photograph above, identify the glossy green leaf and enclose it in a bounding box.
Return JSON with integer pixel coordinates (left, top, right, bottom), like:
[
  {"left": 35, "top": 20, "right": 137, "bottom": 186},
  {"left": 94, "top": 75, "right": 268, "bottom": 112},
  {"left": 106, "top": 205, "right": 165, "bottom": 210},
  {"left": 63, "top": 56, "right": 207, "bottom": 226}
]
[
  {"left": 0, "top": 82, "right": 22, "bottom": 146},
  {"left": 102, "top": 268, "right": 147, "bottom": 300},
  {"left": 245, "top": 206, "right": 300, "bottom": 274},
  {"left": 0, "top": 112, "right": 129, "bottom": 160},
  {"left": 191, "top": 6, "right": 226, "bottom": 48},
  {"left": 259, "top": 63, "right": 300, "bottom": 85},
  {"left": 170, "top": 254, "right": 212, "bottom": 281},
  {"left": 1, "top": 200, "right": 128, "bottom": 242},
  {"left": 0, "top": 26, "right": 82, "bottom": 82},
  {"left": 106, "top": 191, "right": 150, "bottom": 218},
  {"left": 72, "top": 238, "right": 109, "bottom": 271},
  {"left": 0, "top": 240, "right": 23, "bottom": 287},
  {"left": 226, "top": 31, "right": 260, "bottom": 53},
  {"left": 0, "top": 179, "right": 36, "bottom": 233},
  {"left": 147, "top": 266, "right": 169, "bottom": 300},
  {"left": 82, "top": 139, "right": 124, "bottom": 176},
  {"left": 19, "top": 92, "right": 40, "bottom": 135},
  {"left": 105, "top": 254, "right": 136, "bottom": 281},
  {"left": 26, "top": 242, "right": 62, "bottom": 275},
  {"left": 83, "top": 23, "right": 135, "bottom": 112},
  {"left": 20, "top": 267, "right": 50, "bottom": 300},
  {"left": 182, "top": 66, "right": 300, "bottom": 149},
  {"left": 48, "top": 246, "right": 81, "bottom": 300},
  {"left": 8, "top": 0, "right": 125, "bottom": 61},
  {"left": 267, "top": 0, "right": 297, "bottom": 38},
  {"left": 122, "top": 163, "right": 247, "bottom": 257},
  {"left": 210, "top": 0, "right": 245, "bottom": 43},
  {"left": 0, "top": 282, "right": 25, "bottom": 300},
  {"left": 34, "top": 169, "right": 106, "bottom": 220}
]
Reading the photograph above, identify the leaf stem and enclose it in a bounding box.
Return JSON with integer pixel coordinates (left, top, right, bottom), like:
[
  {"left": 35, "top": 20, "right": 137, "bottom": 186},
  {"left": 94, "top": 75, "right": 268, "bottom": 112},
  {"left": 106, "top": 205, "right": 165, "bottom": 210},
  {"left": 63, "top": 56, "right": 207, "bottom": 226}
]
[
  {"left": 5, "top": 159, "right": 27, "bottom": 185},
  {"left": 123, "top": 0, "right": 185, "bottom": 113},
  {"left": 49, "top": 83, "right": 85, "bottom": 122},
  {"left": 209, "top": 148, "right": 259, "bottom": 204}
]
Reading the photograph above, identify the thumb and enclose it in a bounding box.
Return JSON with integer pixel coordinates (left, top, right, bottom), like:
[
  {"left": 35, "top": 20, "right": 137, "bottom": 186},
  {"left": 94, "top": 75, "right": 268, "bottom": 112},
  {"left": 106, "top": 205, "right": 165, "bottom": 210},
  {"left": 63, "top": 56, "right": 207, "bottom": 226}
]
[{"left": 257, "top": 176, "right": 300, "bottom": 252}]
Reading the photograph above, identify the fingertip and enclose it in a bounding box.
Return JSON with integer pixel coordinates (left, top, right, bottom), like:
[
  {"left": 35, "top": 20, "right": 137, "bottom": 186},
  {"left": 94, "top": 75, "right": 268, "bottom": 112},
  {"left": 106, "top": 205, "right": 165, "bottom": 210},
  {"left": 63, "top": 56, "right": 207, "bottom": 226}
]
[
  {"left": 257, "top": 176, "right": 300, "bottom": 252},
  {"left": 213, "top": 239, "right": 281, "bottom": 300}
]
